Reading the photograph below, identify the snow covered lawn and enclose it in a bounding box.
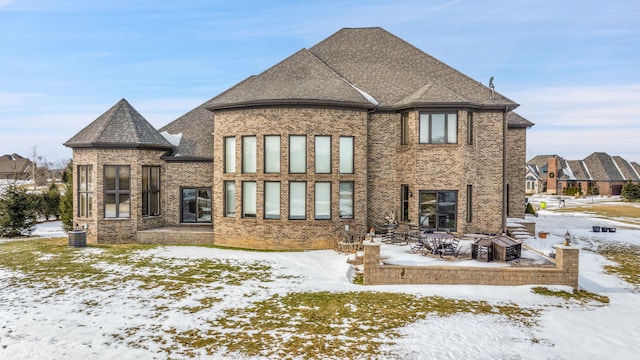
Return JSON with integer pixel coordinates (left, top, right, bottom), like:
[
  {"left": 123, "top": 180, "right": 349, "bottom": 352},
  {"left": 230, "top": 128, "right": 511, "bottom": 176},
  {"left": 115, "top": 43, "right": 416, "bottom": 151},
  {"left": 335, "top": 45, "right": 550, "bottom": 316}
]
[{"left": 1, "top": 201, "right": 640, "bottom": 359}]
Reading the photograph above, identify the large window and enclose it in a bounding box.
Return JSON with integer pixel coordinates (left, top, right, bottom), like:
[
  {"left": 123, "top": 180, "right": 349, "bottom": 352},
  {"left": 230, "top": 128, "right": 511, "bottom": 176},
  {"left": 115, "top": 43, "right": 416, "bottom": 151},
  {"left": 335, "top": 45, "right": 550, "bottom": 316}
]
[
  {"left": 181, "top": 188, "right": 211, "bottom": 223},
  {"left": 339, "top": 181, "right": 354, "bottom": 219},
  {"left": 419, "top": 190, "right": 457, "bottom": 231},
  {"left": 419, "top": 113, "right": 458, "bottom": 144},
  {"left": 315, "top": 182, "right": 331, "bottom": 220},
  {"left": 104, "top": 165, "right": 130, "bottom": 218},
  {"left": 142, "top": 166, "right": 160, "bottom": 217},
  {"left": 401, "top": 113, "right": 409, "bottom": 145},
  {"left": 264, "top": 181, "right": 281, "bottom": 219},
  {"left": 224, "top": 181, "right": 235, "bottom": 217},
  {"left": 339, "top": 136, "right": 354, "bottom": 174},
  {"left": 289, "top": 182, "right": 306, "bottom": 219},
  {"left": 77, "top": 165, "right": 93, "bottom": 217},
  {"left": 289, "top": 135, "right": 306, "bottom": 173},
  {"left": 225, "top": 136, "right": 236, "bottom": 173},
  {"left": 242, "top": 181, "right": 257, "bottom": 218},
  {"left": 243, "top": 136, "right": 256, "bottom": 173},
  {"left": 315, "top": 136, "right": 331, "bottom": 174},
  {"left": 264, "top": 135, "right": 281, "bottom": 173}
]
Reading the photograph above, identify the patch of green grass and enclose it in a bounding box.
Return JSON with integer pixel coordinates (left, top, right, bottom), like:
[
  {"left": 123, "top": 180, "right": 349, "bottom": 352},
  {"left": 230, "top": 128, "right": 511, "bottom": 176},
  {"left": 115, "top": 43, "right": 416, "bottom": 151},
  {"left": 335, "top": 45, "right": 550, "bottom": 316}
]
[
  {"left": 0, "top": 238, "right": 277, "bottom": 296},
  {"left": 160, "top": 292, "right": 539, "bottom": 359},
  {"left": 596, "top": 243, "right": 640, "bottom": 288},
  {"left": 532, "top": 287, "right": 609, "bottom": 305}
]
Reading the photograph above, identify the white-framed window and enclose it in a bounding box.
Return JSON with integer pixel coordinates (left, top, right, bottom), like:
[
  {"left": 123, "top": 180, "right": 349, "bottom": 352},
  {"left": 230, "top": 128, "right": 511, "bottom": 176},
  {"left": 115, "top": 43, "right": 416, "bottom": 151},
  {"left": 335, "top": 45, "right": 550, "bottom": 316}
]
[
  {"left": 339, "top": 136, "right": 354, "bottom": 174},
  {"left": 315, "top": 136, "right": 331, "bottom": 174},
  {"left": 289, "top": 135, "right": 306, "bottom": 173},
  {"left": 264, "top": 181, "right": 281, "bottom": 219},
  {"left": 242, "top": 181, "right": 257, "bottom": 218},
  {"left": 419, "top": 112, "right": 458, "bottom": 144},
  {"left": 242, "top": 136, "right": 256, "bottom": 173},
  {"left": 264, "top": 135, "right": 281, "bottom": 173},
  {"left": 225, "top": 136, "right": 236, "bottom": 173},
  {"left": 289, "top": 181, "right": 306, "bottom": 219},
  {"left": 339, "top": 181, "right": 354, "bottom": 219},
  {"left": 315, "top": 182, "right": 331, "bottom": 220}
]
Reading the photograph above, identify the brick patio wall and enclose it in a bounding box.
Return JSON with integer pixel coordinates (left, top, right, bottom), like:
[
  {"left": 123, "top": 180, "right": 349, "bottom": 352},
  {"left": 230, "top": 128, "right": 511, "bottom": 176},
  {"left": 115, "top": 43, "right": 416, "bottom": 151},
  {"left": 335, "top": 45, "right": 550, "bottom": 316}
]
[{"left": 363, "top": 242, "right": 579, "bottom": 289}]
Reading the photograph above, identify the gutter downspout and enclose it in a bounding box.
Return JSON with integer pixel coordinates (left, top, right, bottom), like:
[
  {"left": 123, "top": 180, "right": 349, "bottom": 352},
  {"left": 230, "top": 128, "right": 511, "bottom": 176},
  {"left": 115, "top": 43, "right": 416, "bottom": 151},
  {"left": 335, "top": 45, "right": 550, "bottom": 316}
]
[{"left": 502, "top": 106, "right": 508, "bottom": 234}]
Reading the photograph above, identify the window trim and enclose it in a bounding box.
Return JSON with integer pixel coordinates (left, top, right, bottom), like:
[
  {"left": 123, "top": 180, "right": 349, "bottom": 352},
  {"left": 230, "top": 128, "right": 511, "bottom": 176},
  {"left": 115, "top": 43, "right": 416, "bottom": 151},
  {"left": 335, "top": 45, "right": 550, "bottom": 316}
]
[
  {"left": 314, "top": 135, "right": 332, "bottom": 174},
  {"left": 289, "top": 135, "right": 307, "bottom": 174},
  {"left": 264, "top": 181, "right": 281, "bottom": 220},
  {"left": 264, "top": 135, "right": 281, "bottom": 174},
  {"left": 401, "top": 184, "right": 410, "bottom": 222},
  {"left": 242, "top": 135, "right": 257, "bottom": 173},
  {"left": 339, "top": 181, "right": 354, "bottom": 219},
  {"left": 77, "top": 165, "right": 93, "bottom": 218},
  {"left": 400, "top": 112, "right": 409, "bottom": 145},
  {"left": 314, "top": 181, "right": 332, "bottom": 220},
  {"left": 289, "top": 181, "right": 307, "bottom": 220},
  {"left": 419, "top": 112, "right": 458, "bottom": 144},
  {"left": 242, "top": 181, "right": 257, "bottom": 218},
  {"left": 104, "top": 165, "right": 131, "bottom": 219},
  {"left": 224, "top": 136, "right": 236, "bottom": 173},
  {"left": 180, "top": 187, "right": 212, "bottom": 223},
  {"left": 142, "top": 165, "right": 161, "bottom": 217},
  {"left": 224, "top": 181, "right": 236, "bottom": 217},
  {"left": 339, "top": 136, "right": 354, "bottom": 174}
]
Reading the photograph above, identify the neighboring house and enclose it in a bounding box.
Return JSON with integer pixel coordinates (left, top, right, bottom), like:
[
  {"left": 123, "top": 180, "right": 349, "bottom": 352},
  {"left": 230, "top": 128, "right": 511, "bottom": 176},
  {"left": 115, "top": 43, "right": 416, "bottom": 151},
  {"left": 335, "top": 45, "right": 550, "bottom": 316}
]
[
  {"left": 526, "top": 153, "right": 640, "bottom": 196},
  {"left": 0, "top": 153, "right": 32, "bottom": 180},
  {"left": 64, "top": 27, "right": 533, "bottom": 249}
]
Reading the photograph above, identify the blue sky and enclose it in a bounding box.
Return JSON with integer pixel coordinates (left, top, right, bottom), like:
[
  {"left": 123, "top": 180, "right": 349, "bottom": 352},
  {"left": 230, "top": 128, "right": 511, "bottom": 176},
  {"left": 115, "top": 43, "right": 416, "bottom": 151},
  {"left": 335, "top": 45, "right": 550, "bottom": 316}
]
[{"left": 1, "top": 0, "right": 639, "bottom": 164}]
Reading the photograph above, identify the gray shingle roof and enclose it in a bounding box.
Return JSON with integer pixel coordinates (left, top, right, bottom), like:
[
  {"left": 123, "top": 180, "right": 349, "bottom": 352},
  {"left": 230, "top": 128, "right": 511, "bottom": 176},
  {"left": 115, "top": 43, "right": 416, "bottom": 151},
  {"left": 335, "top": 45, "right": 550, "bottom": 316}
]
[
  {"left": 583, "top": 152, "right": 626, "bottom": 182},
  {"left": 205, "top": 27, "right": 518, "bottom": 111},
  {"left": 612, "top": 156, "right": 640, "bottom": 181},
  {"left": 64, "top": 99, "right": 173, "bottom": 150},
  {"left": 205, "top": 49, "right": 373, "bottom": 110},
  {"left": 507, "top": 112, "right": 534, "bottom": 128},
  {"left": 158, "top": 103, "right": 213, "bottom": 159}
]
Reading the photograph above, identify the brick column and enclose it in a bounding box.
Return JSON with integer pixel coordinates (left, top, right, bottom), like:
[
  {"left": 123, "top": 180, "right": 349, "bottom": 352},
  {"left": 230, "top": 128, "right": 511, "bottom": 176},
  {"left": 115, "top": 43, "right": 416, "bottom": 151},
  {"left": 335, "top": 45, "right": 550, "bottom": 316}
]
[
  {"left": 555, "top": 244, "right": 580, "bottom": 289},
  {"left": 363, "top": 242, "right": 381, "bottom": 285}
]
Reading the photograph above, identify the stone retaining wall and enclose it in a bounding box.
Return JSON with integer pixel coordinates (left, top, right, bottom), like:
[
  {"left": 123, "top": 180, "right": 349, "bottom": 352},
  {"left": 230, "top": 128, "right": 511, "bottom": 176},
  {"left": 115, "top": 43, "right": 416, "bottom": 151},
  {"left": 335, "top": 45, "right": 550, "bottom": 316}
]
[{"left": 363, "top": 243, "right": 579, "bottom": 289}]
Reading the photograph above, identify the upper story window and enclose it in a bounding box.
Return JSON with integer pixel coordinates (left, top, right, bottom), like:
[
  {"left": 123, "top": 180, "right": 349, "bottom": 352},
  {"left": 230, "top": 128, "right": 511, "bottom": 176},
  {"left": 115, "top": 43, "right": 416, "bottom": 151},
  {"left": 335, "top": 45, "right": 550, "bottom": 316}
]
[
  {"left": 401, "top": 113, "right": 409, "bottom": 145},
  {"left": 264, "top": 135, "right": 281, "bottom": 173},
  {"left": 466, "top": 112, "right": 474, "bottom": 145},
  {"left": 339, "top": 136, "right": 354, "bottom": 174},
  {"left": 242, "top": 136, "right": 256, "bottom": 173},
  {"left": 289, "top": 135, "right": 306, "bottom": 173},
  {"left": 142, "top": 166, "right": 160, "bottom": 217},
  {"left": 419, "top": 112, "right": 458, "bottom": 144},
  {"left": 77, "top": 165, "right": 93, "bottom": 218},
  {"left": 224, "top": 137, "right": 236, "bottom": 173},
  {"left": 315, "top": 136, "right": 331, "bottom": 174},
  {"left": 104, "top": 165, "right": 130, "bottom": 218}
]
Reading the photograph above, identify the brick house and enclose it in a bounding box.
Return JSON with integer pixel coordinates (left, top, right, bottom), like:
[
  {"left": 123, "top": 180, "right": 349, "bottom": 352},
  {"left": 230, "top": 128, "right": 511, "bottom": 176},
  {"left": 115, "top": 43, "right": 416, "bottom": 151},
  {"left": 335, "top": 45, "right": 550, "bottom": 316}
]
[
  {"left": 527, "top": 153, "right": 640, "bottom": 196},
  {"left": 64, "top": 27, "right": 533, "bottom": 249}
]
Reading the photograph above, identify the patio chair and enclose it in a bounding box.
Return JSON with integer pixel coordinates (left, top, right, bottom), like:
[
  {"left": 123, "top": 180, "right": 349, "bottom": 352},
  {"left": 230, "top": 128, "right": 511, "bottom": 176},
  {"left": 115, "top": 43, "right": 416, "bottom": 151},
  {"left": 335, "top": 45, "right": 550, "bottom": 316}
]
[{"left": 337, "top": 230, "right": 364, "bottom": 253}]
